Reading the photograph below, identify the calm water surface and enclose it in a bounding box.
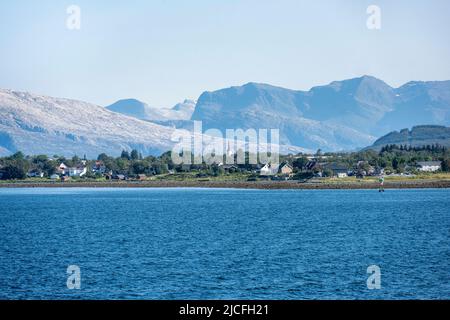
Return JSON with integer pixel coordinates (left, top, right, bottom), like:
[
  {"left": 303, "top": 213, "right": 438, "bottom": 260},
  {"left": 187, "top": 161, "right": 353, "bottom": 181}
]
[{"left": 0, "top": 188, "right": 449, "bottom": 299}]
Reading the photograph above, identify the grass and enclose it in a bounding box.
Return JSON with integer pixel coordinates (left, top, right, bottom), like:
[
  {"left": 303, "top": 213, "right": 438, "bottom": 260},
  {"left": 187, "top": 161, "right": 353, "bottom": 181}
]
[
  {"left": 1, "top": 172, "right": 450, "bottom": 184},
  {"left": 320, "top": 172, "right": 450, "bottom": 184}
]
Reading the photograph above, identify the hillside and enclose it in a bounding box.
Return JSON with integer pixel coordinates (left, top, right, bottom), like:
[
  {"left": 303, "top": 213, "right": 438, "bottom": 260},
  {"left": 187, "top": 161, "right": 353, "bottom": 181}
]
[{"left": 367, "top": 125, "right": 450, "bottom": 150}]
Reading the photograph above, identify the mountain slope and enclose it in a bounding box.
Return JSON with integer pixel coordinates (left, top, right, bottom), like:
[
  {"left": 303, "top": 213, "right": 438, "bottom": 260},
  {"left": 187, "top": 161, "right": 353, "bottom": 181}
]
[
  {"left": 191, "top": 80, "right": 378, "bottom": 151},
  {"left": 377, "top": 81, "right": 450, "bottom": 132},
  {"left": 0, "top": 89, "right": 176, "bottom": 157},
  {"left": 192, "top": 76, "right": 450, "bottom": 151}
]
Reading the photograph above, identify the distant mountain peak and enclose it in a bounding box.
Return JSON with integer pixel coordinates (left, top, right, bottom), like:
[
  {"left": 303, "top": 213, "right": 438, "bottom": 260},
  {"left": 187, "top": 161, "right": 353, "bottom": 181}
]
[
  {"left": 106, "top": 99, "right": 149, "bottom": 120},
  {"left": 107, "top": 98, "right": 195, "bottom": 121},
  {"left": 115, "top": 98, "right": 145, "bottom": 104},
  {"left": 325, "top": 75, "right": 391, "bottom": 92}
]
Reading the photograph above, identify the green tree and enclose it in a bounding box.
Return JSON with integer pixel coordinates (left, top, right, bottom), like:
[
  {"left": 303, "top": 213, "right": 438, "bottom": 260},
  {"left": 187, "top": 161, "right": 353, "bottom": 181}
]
[
  {"left": 42, "top": 161, "right": 56, "bottom": 176},
  {"left": 97, "top": 153, "right": 109, "bottom": 162},
  {"left": 11, "top": 151, "right": 25, "bottom": 160},
  {"left": 121, "top": 150, "right": 130, "bottom": 160},
  {"left": 1, "top": 164, "right": 27, "bottom": 180},
  {"left": 322, "top": 168, "right": 334, "bottom": 177},
  {"left": 442, "top": 159, "right": 450, "bottom": 172},
  {"left": 293, "top": 156, "right": 308, "bottom": 170},
  {"left": 72, "top": 155, "right": 80, "bottom": 164},
  {"left": 132, "top": 161, "right": 146, "bottom": 174},
  {"left": 392, "top": 158, "right": 399, "bottom": 170},
  {"left": 130, "top": 149, "right": 140, "bottom": 160}
]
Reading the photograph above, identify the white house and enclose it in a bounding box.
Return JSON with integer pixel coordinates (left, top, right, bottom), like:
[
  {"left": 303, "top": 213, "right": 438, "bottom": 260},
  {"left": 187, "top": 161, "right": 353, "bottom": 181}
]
[
  {"left": 68, "top": 166, "right": 87, "bottom": 177},
  {"left": 416, "top": 161, "right": 442, "bottom": 172},
  {"left": 27, "top": 170, "right": 44, "bottom": 178},
  {"left": 57, "top": 163, "right": 68, "bottom": 175},
  {"left": 260, "top": 163, "right": 279, "bottom": 176}
]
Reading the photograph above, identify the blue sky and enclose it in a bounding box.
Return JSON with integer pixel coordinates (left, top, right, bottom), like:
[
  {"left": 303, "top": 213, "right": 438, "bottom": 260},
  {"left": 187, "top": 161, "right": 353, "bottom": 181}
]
[{"left": 0, "top": 0, "right": 449, "bottom": 107}]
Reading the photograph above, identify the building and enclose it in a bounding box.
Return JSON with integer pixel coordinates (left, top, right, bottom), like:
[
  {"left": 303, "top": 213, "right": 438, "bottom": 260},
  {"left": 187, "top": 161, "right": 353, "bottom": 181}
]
[
  {"left": 324, "top": 163, "right": 349, "bottom": 178},
  {"left": 27, "top": 170, "right": 44, "bottom": 178},
  {"left": 92, "top": 161, "right": 106, "bottom": 174},
  {"left": 279, "top": 163, "right": 294, "bottom": 176},
  {"left": 136, "top": 174, "right": 147, "bottom": 180},
  {"left": 56, "top": 163, "right": 68, "bottom": 175},
  {"left": 67, "top": 166, "right": 87, "bottom": 177},
  {"left": 219, "top": 164, "right": 239, "bottom": 173},
  {"left": 50, "top": 174, "right": 60, "bottom": 180},
  {"left": 260, "top": 163, "right": 279, "bottom": 176},
  {"left": 416, "top": 161, "right": 442, "bottom": 172}
]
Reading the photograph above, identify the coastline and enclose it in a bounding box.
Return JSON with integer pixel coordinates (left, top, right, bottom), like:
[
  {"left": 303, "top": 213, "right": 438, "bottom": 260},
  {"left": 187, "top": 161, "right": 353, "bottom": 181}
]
[{"left": 1, "top": 179, "right": 450, "bottom": 190}]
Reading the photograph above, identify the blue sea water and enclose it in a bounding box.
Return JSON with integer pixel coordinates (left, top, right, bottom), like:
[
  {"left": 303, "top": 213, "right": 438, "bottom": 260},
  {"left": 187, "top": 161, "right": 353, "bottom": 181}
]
[{"left": 0, "top": 188, "right": 449, "bottom": 300}]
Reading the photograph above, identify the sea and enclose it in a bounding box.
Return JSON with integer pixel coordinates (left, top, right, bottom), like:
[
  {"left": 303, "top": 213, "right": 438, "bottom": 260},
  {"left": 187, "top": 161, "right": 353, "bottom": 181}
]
[{"left": 0, "top": 188, "right": 449, "bottom": 299}]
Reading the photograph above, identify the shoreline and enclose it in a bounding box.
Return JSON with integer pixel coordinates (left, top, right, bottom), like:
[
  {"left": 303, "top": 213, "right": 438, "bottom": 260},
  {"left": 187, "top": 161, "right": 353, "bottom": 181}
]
[{"left": 1, "top": 179, "right": 450, "bottom": 190}]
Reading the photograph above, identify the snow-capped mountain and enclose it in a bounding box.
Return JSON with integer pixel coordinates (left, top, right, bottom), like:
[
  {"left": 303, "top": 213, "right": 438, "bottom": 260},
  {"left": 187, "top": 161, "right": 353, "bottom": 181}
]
[
  {"left": 0, "top": 89, "right": 177, "bottom": 157},
  {"left": 106, "top": 99, "right": 195, "bottom": 121},
  {"left": 0, "top": 89, "right": 307, "bottom": 157}
]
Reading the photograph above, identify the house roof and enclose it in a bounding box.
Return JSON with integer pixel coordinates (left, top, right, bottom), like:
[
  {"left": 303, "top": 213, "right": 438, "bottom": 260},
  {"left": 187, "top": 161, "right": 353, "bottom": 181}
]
[
  {"left": 221, "top": 164, "right": 238, "bottom": 169},
  {"left": 305, "top": 161, "right": 319, "bottom": 170},
  {"left": 281, "top": 163, "right": 293, "bottom": 169}
]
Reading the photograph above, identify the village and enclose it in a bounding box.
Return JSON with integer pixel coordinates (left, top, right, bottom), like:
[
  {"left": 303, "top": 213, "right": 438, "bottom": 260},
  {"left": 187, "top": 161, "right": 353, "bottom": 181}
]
[{"left": 1, "top": 144, "right": 448, "bottom": 183}]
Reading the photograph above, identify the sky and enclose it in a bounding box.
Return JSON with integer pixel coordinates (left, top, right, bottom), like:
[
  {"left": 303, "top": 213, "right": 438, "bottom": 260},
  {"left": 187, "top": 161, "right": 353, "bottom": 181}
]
[{"left": 0, "top": 0, "right": 449, "bottom": 107}]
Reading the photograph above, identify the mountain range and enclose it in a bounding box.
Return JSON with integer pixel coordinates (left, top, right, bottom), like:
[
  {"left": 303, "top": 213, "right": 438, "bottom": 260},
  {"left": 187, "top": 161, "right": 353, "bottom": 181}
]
[
  {"left": 191, "top": 76, "right": 450, "bottom": 151},
  {"left": 0, "top": 89, "right": 305, "bottom": 157},
  {"left": 0, "top": 75, "right": 449, "bottom": 157}
]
